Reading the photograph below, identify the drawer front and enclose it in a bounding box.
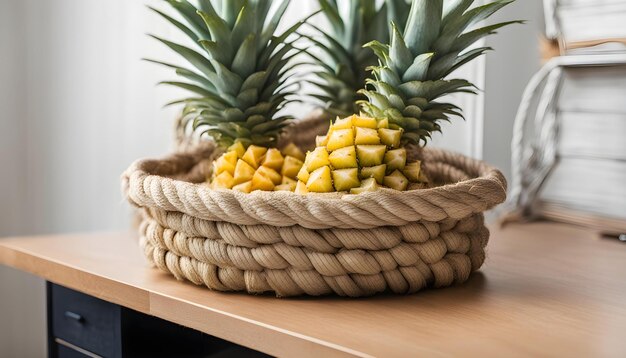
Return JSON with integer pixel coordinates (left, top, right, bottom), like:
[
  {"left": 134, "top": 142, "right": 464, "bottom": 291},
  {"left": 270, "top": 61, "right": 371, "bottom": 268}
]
[{"left": 50, "top": 284, "right": 121, "bottom": 357}]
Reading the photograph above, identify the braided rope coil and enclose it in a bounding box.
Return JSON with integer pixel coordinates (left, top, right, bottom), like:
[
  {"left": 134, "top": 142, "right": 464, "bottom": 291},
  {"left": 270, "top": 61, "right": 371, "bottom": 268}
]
[{"left": 122, "top": 115, "right": 506, "bottom": 297}]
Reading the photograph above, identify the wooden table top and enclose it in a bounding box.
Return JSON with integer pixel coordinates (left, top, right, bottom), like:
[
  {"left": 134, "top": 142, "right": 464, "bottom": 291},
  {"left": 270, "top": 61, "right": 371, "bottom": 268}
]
[{"left": 1, "top": 222, "right": 625, "bottom": 357}]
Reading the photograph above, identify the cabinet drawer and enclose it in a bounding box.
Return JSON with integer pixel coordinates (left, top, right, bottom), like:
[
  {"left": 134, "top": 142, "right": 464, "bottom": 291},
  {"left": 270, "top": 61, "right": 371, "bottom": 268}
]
[{"left": 50, "top": 284, "right": 121, "bottom": 358}]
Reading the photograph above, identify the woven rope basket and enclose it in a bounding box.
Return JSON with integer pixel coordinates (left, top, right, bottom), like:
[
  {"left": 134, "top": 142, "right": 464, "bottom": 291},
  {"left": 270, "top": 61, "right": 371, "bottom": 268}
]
[{"left": 122, "top": 114, "right": 507, "bottom": 297}]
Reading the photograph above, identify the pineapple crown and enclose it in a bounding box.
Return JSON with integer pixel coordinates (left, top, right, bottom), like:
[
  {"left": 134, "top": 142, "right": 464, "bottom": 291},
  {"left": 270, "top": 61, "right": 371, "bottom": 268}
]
[
  {"left": 147, "top": 0, "right": 305, "bottom": 148},
  {"left": 359, "top": 0, "right": 521, "bottom": 146},
  {"left": 306, "top": 0, "right": 411, "bottom": 117}
]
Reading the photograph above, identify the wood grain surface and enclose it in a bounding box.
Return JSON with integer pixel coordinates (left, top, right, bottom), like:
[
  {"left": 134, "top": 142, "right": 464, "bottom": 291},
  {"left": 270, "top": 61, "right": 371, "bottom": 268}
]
[{"left": 1, "top": 222, "right": 625, "bottom": 357}]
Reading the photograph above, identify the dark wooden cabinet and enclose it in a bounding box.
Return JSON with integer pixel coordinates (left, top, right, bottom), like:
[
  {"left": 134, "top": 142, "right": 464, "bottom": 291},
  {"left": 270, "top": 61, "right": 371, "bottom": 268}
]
[{"left": 47, "top": 283, "right": 269, "bottom": 358}]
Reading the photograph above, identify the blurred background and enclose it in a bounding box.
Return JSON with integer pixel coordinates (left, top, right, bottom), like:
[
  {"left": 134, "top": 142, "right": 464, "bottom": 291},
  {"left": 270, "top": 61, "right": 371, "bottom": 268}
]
[{"left": 1, "top": 0, "right": 544, "bottom": 356}]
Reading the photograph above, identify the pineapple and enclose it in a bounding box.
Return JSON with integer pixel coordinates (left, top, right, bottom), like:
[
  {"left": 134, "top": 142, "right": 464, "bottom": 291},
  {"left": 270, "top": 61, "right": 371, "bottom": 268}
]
[
  {"left": 148, "top": 0, "right": 308, "bottom": 191},
  {"left": 309, "top": 0, "right": 411, "bottom": 116},
  {"left": 301, "top": 0, "right": 517, "bottom": 193}
]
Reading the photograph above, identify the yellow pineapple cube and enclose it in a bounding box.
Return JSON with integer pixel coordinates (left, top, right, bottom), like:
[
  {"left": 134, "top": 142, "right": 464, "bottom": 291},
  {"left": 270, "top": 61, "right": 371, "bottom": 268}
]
[
  {"left": 274, "top": 183, "right": 294, "bottom": 191},
  {"left": 281, "top": 156, "right": 303, "bottom": 179},
  {"left": 233, "top": 159, "right": 256, "bottom": 184},
  {"left": 294, "top": 180, "right": 308, "bottom": 194},
  {"left": 296, "top": 166, "right": 310, "bottom": 183},
  {"left": 251, "top": 171, "right": 275, "bottom": 191},
  {"left": 306, "top": 166, "right": 333, "bottom": 192},
  {"left": 213, "top": 151, "right": 237, "bottom": 175},
  {"left": 328, "top": 146, "right": 358, "bottom": 169},
  {"left": 356, "top": 145, "right": 386, "bottom": 167},
  {"left": 384, "top": 148, "right": 407, "bottom": 172},
  {"left": 403, "top": 161, "right": 422, "bottom": 182},
  {"left": 304, "top": 147, "right": 330, "bottom": 172},
  {"left": 213, "top": 171, "right": 235, "bottom": 189},
  {"left": 262, "top": 148, "right": 284, "bottom": 171},
  {"left": 331, "top": 168, "right": 360, "bottom": 191},
  {"left": 331, "top": 116, "right": 353, "bottom": 130},
  {"left": 383, "top": 170, "right": 409, "bottom": 191},
  {"left": 353, "top": 116, "right": 378, "bottom": 129},
  {"left": 281, "top": 143, "right": 305, "bottom": 161},
  {"left": 227, "top": 142, "right": 246, "bottom": 158},
  {"left": 316, "top": 135, "right": 328, "bottom": 147},
  {"left": 360, "top": 164, "right": 386, "bottom": 184},
  {"left": 377, "top": 118, "right": 389, "bottom": 129},
  {"left": 232, "top": 180, "right": 253, "bottom": 193},
  {"left": 350, "top": 178, "right": 379, "bottom": 194},
  {"left": 281, "top": 176, "right": 297, "bottom": 186},
  {"left": 418, "top": 170, "right": 430, "bottom": 184},
  {"left": 354, "top": 127, "right": 381, "bottom": 145},
  {"left": 326, "top": 129, "right": 354, "bottom": 151},
  {"left": 256, "top": 165, "right": 282, "bottom": 185},
  {"left": 242, "top": 145, "right": 268, "bottom": 168},
  {"left": 379, "top": 128, "right": 402, "bottom": 148}
]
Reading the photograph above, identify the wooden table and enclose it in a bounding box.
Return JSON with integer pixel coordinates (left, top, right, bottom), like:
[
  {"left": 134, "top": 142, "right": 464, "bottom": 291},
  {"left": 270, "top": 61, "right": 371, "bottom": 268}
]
[{"left": 1, "top": 222, "right": 625, "bottom": 357}]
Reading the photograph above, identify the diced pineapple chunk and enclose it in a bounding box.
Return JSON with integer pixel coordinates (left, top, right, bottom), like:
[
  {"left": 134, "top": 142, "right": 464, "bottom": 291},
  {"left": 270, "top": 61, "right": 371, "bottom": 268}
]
[
  {"left": 281, "top": 156, "right": 303, "bottom": 179},
  {"left": 296, "top": 166, "right": 310, "bottom": 183},
  {"left": 354, "top": 127, "right": 381, "bottom": 145},
  {"left": 379, "top": 128, "right": 402, "bottom": 148},
  {"left": 403, "top": 161, "right": 422, "bottom": 182},
  {"left": 360, "top": 164, "right": 386, "bottom": 184},
  {"left": 294, "top": 180, "right": 308, "bottom": 194},
  {"left": 353, "top": 116, "right": 378, "bottom": 129},
  {"left": 383, "top": 170, "right": 409, "bottom": 191},
  {"left": 377, "top": 118, "right": 389, "bottom": 129},
  {"left": 232, "top": 180, "right": 253, "bottom": 193},
  {"left": 304, "top": 146, "right": 330, "bottom": 172},
  {"left": 274, "top": 183, "right": 295, "bottom": 191},
  {"left": 328, "top": 146, "right": 358, "bottom": 169},
  {"left": 251, "top": 171, "right": 275, "bottom": 191},
  {"left": 316, "top": 135, "right": 328, "bottom": 147},
  {"left": 326, "top": 129, "right": 354, "bottom": 151},
  {"left": 332, "top": 116, "right": 353, "bottom": 130},
  {"left": 213, "top": 151, "right": 238, "bottom": 175},
  {"left": 213, "top": 171, "right": 235, "bottom": 189},
  {"left": 256, "top": 165, "right": 282, "bottom": 185},
  {"left": 306, "top": 166, "right": 333, "bottom": 192},
  {"left": 281, "top": 143, "right": 305, "bottom": 161},
  {"left": 418, "top": 170, "right": 430, "bottom": 184},
  {"left": 227, "top": 142, "right": 246, "bottom": 158},
  {"left": 262, "top": 148, "right": 284, "bottom": 171},
  {"left": 356, "top": 145, "right": 386, "bottom": 167},
  {"left": 233, "top": 159, "right": 256, "bottom": 184},
  {"left": 242, "top": 145, "right": 268, "bottom": 168},
  {"left": 350, "top": 178, "right": 379, "bottom": 194},
  {"left": 281, "top": 176, "right": 297, "bottom": 186},
  {"left": 331, "top": 168, "right": 360, "bottom": 191},
  {"left": 384, "top": 148, "right": 407, "bottom": 172}
]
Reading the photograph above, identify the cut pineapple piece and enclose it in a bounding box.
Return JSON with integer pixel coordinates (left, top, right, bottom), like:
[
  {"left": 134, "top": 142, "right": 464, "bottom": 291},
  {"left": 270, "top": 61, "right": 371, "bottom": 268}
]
[
  {"left": 354, "top": 127, "right": 381, "bottom": 145},
  {"left": 377, "top": 118, "right": 389, "bottom": 129},
  {"left": 282, "top": 143, "right": 305, "bottom": 161},
  {"left": 262, "top": 148, "right": 284, "bottom": 171},
  {"left": 332, "top": 116, "right": 353, "bottom": 130},
  {"left": 251, "top": 171, "right": 275, "bottom": 191},
  {"left": 379, "top": 128, "right": 402, "bottom": 148},
  {"left": 326, "top": 129, "right": 354, "bottom": 151},
  {"left": 316, "top": 135, "right": 328, "bottom": 147},
  {"left": 353, "top": 116, "right": 378, "bottom": 129},
  {"left": 227, "top": 142, "right": 246, "bottom": 158},
  {"left": 403, "top": 161, "right": 421, "bottom": 182},
  {"left": 306, "top": 166, "right": 333, "bottom": 192},
  {"left": 294, "top": 180, "right": 308, "bottom": 194},
  {"left": 233, "top": 159, "right": 256, "bottom": 184},
  {"left": 214, "top": 151, "right": 237, "bottom": 175},
  {"left": 356, "top": 145, "right": 386, "bottom": 167},
  {"left": 274, "top": 183, "right": 295, "bottom": 191},
  {"left": 256, "top": 166, "right": 282, "bottom": 185},
  {"left": 331, "top": 168, "right": 360, "bottom": 191},
  {"left": 384, "top": 148, "right": 407, "bottom": 172},
  {"left": 418, "top": 170, "right": 430, "bottom": 184},
  {"left": 304, "top": 147, "right": 330, "bottom": 172},
  {"left": 232, "top": 180, "right": 253, "bottom": 193},
  {"left": 360, "top": 164, "right": 386, "bottom": 184},
  {"left": 281, "top": 176, "right": 297, "bottom": 186},
  {"left": 281, "top": 156, "right": 303, "bottom": 179},
  {"left": 213, "top": 171, "right": 235, "bottom": 189},
  {"left": 242, "top": 145, "right": 268, "bottom": 168},
  {"left": 383, "top": 170, "right": 409, "bottom": 191},
  {"left": 328, "top": 146, "right": 358, "bottom": 169},
  {"left": 350, "top": 178, "right": 379, "bottom": 194},
  {"left": 296, "top": 166, "right": 310, "bottom": 183}
]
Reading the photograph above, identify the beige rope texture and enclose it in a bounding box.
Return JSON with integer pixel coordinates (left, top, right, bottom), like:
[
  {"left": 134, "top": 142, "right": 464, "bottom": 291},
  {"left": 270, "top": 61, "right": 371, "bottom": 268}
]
[{"left": 122, "top": 114, "right": 506, "bottom": 296}]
